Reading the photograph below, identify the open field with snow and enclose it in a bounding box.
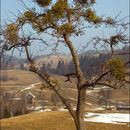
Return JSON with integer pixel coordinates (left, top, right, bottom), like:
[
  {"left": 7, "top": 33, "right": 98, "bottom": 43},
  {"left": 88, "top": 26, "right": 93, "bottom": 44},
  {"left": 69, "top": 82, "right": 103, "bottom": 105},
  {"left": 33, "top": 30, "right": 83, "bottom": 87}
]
[
  {"left": 1, "top": 111, "right": 129, "bottom": 130},
  {"left": 1, "top": 70, "right": 130, "bottom": 129}
]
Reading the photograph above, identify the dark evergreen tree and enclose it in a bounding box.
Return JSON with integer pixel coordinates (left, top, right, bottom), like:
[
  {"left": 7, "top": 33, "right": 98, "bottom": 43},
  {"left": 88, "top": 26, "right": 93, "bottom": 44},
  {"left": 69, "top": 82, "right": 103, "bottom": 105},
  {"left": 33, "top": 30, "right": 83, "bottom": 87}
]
[
  {"left": 3, "top": 107, "right": 10, "bottom": 118},
  {"left": 40, "top": 63, "right": 46, "bottom": 73},
  {"left": 20, "top": 63, "right": 24, "bottom": 70}
]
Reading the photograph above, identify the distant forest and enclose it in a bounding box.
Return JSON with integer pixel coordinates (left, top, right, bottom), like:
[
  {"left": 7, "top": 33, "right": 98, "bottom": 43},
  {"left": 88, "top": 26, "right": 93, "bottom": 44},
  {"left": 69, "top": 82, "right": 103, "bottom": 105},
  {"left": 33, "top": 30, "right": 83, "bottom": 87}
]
[
  {"left": 1, "top": 46, "right": 129, "bottom": 78},
  {"left": 40, "top": 46, "right": 130, "bottom": 77},
  {"left": 40, "top": 53, "right": 109, "bottom": 77}
]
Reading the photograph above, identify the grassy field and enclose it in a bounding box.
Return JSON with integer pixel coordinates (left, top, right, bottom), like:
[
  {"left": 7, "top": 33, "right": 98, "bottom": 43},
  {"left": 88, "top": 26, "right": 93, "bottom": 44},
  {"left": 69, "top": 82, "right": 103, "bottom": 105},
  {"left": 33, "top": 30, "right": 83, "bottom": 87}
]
[
  {"left": 1, "top": 111, "right": 129, "bottom": 130},
  {"left": 1, "top": 70, "right": 78, "bottom": 107},
  {"left": 1, "top": 70, "right": 42, "bottom": 86},
  {"left": 1, "top": 70, "right": 77, "bottom": 88},
  {"left": 1, "top": 70, "right": 129, "bottom": 130},
  {"left": 1, "top": 70, "right": 129, "bottom": 106}
]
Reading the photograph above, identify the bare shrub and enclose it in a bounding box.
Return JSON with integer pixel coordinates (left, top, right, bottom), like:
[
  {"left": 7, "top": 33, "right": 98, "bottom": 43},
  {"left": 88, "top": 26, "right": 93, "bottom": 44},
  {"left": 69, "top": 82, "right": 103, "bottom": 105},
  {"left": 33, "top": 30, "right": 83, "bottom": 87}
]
[{"left": 1, "top": 72, "right": 8, "bottom": 82}]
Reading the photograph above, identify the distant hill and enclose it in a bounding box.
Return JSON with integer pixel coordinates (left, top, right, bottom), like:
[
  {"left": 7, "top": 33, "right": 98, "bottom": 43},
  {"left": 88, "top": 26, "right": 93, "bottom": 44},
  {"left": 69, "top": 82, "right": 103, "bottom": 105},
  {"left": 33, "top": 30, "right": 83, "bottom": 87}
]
[
  {"left": 1, "top": 45, "right": 129, "bottom": 71},
  {"left": 1, "top": 55, "right": 26, "bottom": 70},
  {"left": 31, "top": 55, "right": 72, "bottom": 69}
]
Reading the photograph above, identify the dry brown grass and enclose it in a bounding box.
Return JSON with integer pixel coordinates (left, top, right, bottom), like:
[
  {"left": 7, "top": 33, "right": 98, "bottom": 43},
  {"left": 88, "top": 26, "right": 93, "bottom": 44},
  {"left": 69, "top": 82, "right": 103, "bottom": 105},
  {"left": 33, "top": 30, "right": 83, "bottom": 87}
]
[
  {"left": 1, "top": 70, "right": 42, "bottom": 86},
  {"left": 1, "top": 70, "right": 77, "bottom": 89},
  {"left": 1, "top": 70, "right": 129, "bottom": 107},
  {"left": 1, "top": 111, "right": 129, "bottom": 130}
]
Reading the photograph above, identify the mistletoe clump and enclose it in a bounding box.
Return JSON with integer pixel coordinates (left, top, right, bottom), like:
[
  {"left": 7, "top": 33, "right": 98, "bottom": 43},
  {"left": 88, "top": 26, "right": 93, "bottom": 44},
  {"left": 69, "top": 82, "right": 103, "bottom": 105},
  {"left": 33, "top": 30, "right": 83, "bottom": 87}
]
[
  {"left": 106, "top": 17, "right": 115, "bottom": 25},
  {"left": 57, "top": 24, "right": 75, "bottom": 35},
  {"left": 108, "top": 58, "right": 126, "bottom": 80},
  {"left": 4, "top": 23, "right": 19, "bottom": 44},
  {"left": 77, "top": 0, "right": 95, "bottom": 5},
  {"left": 24, "top": 11, "right": 37, "bottom": 22},
  {"left": 85, "top": 8, "right": 101, "bottom": 23},
  {"left": 110, "top": 36, "right": 118, "bottom": 45},
  {"left": 36, "top": 0, "right": 52, "bottom": 7},
  {"left": 52, "top": 0, "right": 68, "bottom": 19}
]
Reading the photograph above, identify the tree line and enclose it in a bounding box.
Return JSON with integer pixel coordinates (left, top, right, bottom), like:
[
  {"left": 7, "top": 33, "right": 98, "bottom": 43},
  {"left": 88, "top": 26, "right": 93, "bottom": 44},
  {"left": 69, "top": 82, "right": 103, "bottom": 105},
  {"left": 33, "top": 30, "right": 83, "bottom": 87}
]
[{"left": 40, "top": 51, "right": 129, "bottom": 77}]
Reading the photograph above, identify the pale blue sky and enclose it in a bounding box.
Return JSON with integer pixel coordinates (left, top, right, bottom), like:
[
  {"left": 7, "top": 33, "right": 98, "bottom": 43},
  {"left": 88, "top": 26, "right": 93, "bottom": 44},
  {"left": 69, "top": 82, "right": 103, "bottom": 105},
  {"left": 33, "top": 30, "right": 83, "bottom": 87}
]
[
  {"left": 1, "top": 0, "right": 129, "bottom": 57},
  {"left": 2, "top": 0, "right": 129, "bottom": 23}
]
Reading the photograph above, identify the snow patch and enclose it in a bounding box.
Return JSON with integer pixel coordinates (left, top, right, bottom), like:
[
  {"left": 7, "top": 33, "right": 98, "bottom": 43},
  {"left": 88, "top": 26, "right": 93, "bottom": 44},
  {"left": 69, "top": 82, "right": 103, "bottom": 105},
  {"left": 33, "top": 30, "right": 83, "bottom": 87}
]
[
  {"left": 85, "top": 102, "right": 92, "bottom": 105},
  {"left": 90, "top": 107, "right": 105, "bottom": 111},
  {"left": 85, "top": 113, "right": 130, "bottom": 125},
  {"left": 44, "top": 109, "right": 51, "bottom": 112},
  {"left": 59, "top": 108, "right": 68, "bottom": 111},
  {"left": 21, "top": 82, "right": 42, "bottom": 91}
]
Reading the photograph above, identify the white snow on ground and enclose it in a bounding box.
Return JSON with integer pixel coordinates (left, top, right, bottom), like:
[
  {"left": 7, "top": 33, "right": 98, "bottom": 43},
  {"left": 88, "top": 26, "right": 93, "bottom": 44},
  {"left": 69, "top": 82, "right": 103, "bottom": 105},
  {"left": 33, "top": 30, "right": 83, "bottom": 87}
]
[
  {"left": 85, "top": 106, "right": 105, "bottom": 111},
  {"left": 36, "top": 109, "right": 52, "bottom": 112},
  {"left": 34, "top": 106, "right": 43, "bottom": 110},
  {"left": 21, "top": 82, "right": 42, "bottom": 91},
  {"left": 59, "top": 108, "right": 68, "bottom": 111},
  {"left": 33, "top": 107, "right": 130, "bottom": 126},
  {"left": 28, "top": 106, "right": 49, "bottom": 110},
  {"left": 86, "top": 90, "right": 100, "bottom": 94},
  {"left": 44, "top": 109, "right": 51, "bottom": 112},
  {"left": 85, "top": 113, "right": 130, "bottom": 125},
  {"left": 86, "top": 86, "right": 110, "bottom": 94},
  {"left": 37, "top": 110, "right": 44, "bottom": 112},
  {"left": 94, "top": 86, "right": 109, "bottom": 90},
  {"left": 36, "top": 108, "right": 69, "bottom": 112},
  {"left": 70, "top": 98, "right": 77, "bottom": 101},
  {"left": 85, "top": 102, "right": 92, "bottom": 105},
  {"left": 89, "top": 107, "right": 105, "bottom": 111}
]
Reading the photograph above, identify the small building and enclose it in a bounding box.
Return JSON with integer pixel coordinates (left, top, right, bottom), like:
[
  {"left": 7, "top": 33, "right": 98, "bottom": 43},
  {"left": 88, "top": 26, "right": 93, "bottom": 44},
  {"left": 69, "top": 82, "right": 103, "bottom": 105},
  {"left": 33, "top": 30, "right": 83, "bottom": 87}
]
[{"left": 26, "top": 91, "right": 35, "bottom": 104}]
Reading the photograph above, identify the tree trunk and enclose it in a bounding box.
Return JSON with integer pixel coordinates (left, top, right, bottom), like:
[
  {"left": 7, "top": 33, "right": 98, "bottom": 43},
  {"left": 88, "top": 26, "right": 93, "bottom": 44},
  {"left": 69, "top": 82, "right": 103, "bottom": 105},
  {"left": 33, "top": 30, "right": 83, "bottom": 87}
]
[
  {"left": 63, "top": 33, "right": 83, "bottom": 83},
  {"left": 74, "top": 114, "right": 85, "bottom": 130},
  {"left": 75, "top": 88, "right": 86, "bottom": 130},
  {"left": 63, "top": 33, "right": 86, "bottom": 130},
  {"left": 25, "top": 33, "right": 86, "bottom": 130}
]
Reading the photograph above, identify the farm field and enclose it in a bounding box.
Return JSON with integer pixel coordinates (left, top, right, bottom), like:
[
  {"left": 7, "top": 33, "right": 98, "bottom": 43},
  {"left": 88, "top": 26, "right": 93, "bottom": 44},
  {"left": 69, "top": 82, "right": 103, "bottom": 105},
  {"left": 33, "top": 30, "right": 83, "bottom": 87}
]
[
  {"left": 1, "top": 70, "right": 130, "bottom": 130},
  {"left": 1, "top": 70, "right": 129, "bottom": 102},
  {"left": 1, "top": 111, "right": 129, "bottom": 130}
]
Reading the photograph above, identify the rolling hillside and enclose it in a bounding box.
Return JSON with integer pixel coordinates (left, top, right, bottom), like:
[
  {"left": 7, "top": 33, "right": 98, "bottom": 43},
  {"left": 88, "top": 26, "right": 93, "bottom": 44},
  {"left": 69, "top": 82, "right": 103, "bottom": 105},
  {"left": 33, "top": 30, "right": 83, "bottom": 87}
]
[
  {"left": 1, "top": 70, "right": 129, "bottom": 129},
  {"left": 24, "top": 55, "right": 72, "bottom": 69},
  {"left": 1, "top": 70, "right": 129, "bottom": 104},
  {"left": 1, "top": 111, "right": 129, "bottom": 130},
  {"left": 1, "top": 70, "right": 42, "bottom": 86}
]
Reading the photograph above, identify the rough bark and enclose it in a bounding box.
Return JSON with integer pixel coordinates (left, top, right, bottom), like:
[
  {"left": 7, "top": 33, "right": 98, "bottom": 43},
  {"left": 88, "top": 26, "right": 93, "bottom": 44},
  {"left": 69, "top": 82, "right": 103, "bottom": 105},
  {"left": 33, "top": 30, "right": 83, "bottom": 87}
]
[
  {"left": 63, "top": 33, "right": 86, "bottom": 130},
  {"left": 63, "top": 33, "right": 83, "bottom": 84},
  {"left": 75, "top": 88, "right": 86, "bottom": 130}
]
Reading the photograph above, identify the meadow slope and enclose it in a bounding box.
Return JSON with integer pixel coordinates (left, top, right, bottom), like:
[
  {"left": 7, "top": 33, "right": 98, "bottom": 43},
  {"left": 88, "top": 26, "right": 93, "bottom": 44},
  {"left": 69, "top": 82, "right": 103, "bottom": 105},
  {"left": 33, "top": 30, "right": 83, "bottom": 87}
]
[{"left": 1, "top": 111, "right": 129, "bottom": 130}]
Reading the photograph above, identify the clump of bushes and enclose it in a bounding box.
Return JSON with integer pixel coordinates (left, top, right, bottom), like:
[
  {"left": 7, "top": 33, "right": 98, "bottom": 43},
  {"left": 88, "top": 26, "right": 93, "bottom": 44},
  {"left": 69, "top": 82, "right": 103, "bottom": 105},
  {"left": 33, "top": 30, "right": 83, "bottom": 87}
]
[
  {"left": 1, "top": 72, "right": 17, "bottom": 82},
  {"left": 1, "top": 72, "right": 8, "bottom": 82}
]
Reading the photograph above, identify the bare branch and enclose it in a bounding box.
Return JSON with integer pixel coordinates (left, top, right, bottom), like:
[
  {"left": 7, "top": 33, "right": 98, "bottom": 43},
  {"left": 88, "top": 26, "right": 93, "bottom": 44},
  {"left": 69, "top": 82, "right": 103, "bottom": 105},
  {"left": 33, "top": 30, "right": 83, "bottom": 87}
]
[
  {"left": 24, "top": 43, "right": 76, "bottom": 117},
  {"left": 65, "top": 73, "right": 77, "bottom": 82},
  {"left": 123, "top": 79, "right": 130, "bottom": 84},
  {"left": 92, "top": 71, "right": 109, "bottom": 85},
  {"left": 96, "top": 82, "right": 117, "bottom": 89}
]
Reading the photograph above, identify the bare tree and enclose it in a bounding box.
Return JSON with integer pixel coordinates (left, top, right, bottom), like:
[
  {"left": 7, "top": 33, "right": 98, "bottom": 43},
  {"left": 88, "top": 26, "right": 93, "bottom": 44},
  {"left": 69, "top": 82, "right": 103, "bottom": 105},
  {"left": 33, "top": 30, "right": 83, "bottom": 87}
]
[
  {"left": 51, "top": 91, "right": 60, "bottom": 106},
  {"left": 1, "top": 0, "right": 129, "bottom": 130},
  {"left": 98, "top": 88, "right": 112, "bottom": 109}
]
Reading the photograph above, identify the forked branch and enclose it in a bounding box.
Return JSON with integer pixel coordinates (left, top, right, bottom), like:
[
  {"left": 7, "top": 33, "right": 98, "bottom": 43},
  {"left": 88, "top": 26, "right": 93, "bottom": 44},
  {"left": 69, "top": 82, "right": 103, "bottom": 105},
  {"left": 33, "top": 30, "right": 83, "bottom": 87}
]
[{"left": 24, "top": 43, "right": 76, "bottom": 118}]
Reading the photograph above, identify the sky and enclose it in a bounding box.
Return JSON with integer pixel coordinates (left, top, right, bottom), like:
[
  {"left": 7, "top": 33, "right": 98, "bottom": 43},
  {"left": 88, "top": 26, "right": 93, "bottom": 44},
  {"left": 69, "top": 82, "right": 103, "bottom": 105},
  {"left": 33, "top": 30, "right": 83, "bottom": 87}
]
[
  {"left": 1, "top": 0, "right": 129, "bottom": 57},
  {"left": 1, "top": 0, "right": 129, "bottom": 23}
]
